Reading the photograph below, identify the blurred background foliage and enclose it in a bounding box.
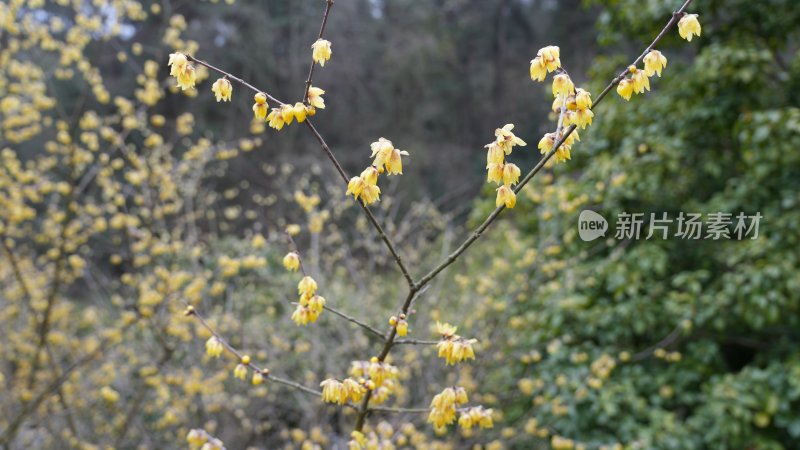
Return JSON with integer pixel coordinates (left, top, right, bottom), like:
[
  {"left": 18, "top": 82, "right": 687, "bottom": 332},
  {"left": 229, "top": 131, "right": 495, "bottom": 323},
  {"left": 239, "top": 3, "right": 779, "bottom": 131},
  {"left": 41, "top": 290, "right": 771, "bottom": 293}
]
[{"left": 1, "top": 0, "right": 799, "bottom": 449}]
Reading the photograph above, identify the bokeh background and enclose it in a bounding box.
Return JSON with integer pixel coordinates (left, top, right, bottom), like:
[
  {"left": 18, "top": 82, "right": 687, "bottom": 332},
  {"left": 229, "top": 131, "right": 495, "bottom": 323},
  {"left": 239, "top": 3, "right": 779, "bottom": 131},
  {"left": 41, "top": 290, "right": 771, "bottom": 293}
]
[{"left": 1, "top": 0, "right": 800, "bottom": 449}]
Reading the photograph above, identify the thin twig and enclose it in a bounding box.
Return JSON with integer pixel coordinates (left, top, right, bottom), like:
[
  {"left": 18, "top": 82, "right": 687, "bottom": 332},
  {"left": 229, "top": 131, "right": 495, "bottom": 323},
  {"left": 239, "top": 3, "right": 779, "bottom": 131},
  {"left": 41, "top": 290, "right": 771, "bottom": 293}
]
[
  {"left": 323, "top": 305, "right": 385, "bottom": 339},
  {"left": 185, "top": 54, "right": 285, "bottom": 106},
  {"left": 303, "top": 0, "right": 335, "bottom": 103}
]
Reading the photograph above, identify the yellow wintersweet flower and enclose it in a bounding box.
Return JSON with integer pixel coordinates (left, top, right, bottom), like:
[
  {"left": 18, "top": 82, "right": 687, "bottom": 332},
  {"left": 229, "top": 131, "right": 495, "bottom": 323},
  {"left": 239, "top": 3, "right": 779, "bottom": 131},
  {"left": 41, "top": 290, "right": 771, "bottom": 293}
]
[
  {"left": 177, "top": 65, "right": 196, "bottom": 91},
  {"left": 320, "top": 379, "right": 348, "bottom": 404},
  {"left": 252, "top": 371, "right": 264, "bottom": 385},
  {"left": 538, "top": 45, "right": 561, "bottom": 72},
  {"left": 631, "top": 68, "right": 650, "bottom": 94},
  {"left": 678, "top": 14, "right": 701, "bottom": 42},
  {"left": 168, "top": 52, "right": 188, "bottom": 77},
  {"left": 360, "top": 166, "right": 380, "bottom": 186},
  {"left": 370, "top": 138, "right": 409, "bottom": 175},
  {"left": 283, "top": 252, "right": 300, "bottom": 272},
  {"left": 502, "top": 163, "right": 521, "bottom": 185},
  {"left": 311, "top": 39, "right": 332, "bottom": 66},
  {"left": 494, "top": 124, "right": 527, "bottom": 153},
  {"left": 293, "top": 102, "right": 308, "bottom": 123},
  {"left": 616, "top": 78, "right": 634, "bottom": 101},
  {"left": 360, "top": 184, "right": 381, "bottom": 205},
  {"left": 574, "top": 108, "right": 594, "bottom": 129},
  {"left": 496, "top": 185, "right": 516, "bottom": 209},
  {"left": 458, "top": 407, "right": 494, "bottom": 430},
  {"left": 233, "top": 364, "right": 247, "bottom": 380},
  {"left": 211, "top": 78, "right": 232, "bottom": 102},
  {"left": 281, "top": 104, "right": 295, "bottom": 125},
  {"left": 574, "top": 88, "right": 592, "bottom": 110},
  {"left": 436, "top": 321, "right": 458, "bottom": 338},
  {"left": 643, "top": 50, "right": 668, "bottom": 77},
  {"left": 396, "top": 320, "right": 409, "bottom": 337},
  {"left": 307, "top": 86, "right": 326, "bottom": 109},
  {"left": 486, "top": 163, "right": 504, "bottom": 185},
  {"left": 346, "top": 176, "right": 365, "bottom": 199},
  {"left": 554, "top": 146, "right": 572, "bottom": 163},
  {"left": 267, "top": 107, "right": 285, "bottom": 130},
  {"left": 298, "top": 276, "right": 317, "bottom": 296},
  {"left": 552, "top": 73, "right": 574, "bottom": 98},
  {"left": 253, "top": 92, "right": 268, "bottom": 120},
  {"left": 538, "top": 133, "right": 555, "bottom": 154},
  {"left": 529, "top": 57, "right": 547, "bottom": 82},
  {"left": 187, "top": 429, "right": 209, "bottom": 446},
  {"left": 486, "top": 141, "right": 505, "bottom": 166},
  {"left": 205, "top": 336, "right": 224, "bottom": 358}
]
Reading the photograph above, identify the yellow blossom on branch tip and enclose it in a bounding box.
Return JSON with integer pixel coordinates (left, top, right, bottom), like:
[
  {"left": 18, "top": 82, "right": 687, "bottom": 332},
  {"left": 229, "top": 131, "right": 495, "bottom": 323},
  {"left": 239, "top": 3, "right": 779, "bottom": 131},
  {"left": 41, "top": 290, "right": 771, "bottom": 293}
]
[
  {"left": 616, "top": 78, "right": 634, "bottom": 101},
  {"left": 494, "top": 124, "right": 527, "bottom": 153},
  {"left": 678, "top": 14, "right": 701, "bottom": 42},
  {"left": 283, "top": 252, "right": 300, "bottom": 272},
  {"left": 538, "top": 45, "right": 561, "bottom": 71},
  {"left": 311, "top": 39, "right": 332, "bottom": 66},
  {"left": 281, "top": 104, "right": 295, "bottom": 125},
  {"left": 211, "top": 78, "right": 232, "bottom": 102},
  {"left": 496, "top": 185, "right": 516, "bottom": 208},
  {"left": 643, "top": 50, "right": 668, "bottom": 77},
  {"left": 529, "top": 57, "right": 547, "bottom": 82},
  {"left": 359, "top": 184, "right": 381, "bottom": 205}
]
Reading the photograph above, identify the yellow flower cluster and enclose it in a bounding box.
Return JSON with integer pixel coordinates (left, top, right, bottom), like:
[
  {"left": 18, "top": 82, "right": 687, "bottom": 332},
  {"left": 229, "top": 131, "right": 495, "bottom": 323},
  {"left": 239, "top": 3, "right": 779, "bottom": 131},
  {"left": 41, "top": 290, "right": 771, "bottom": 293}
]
[
  {"left": 311, "top": 39, "right": 332, "bottom": 66},
  {"left": 168, "top": 52, "right": 196, "bottom": 90},
  {"left": 529, "top": 45, "right": 561, "bottom": 82},
  {"left": 349, "top": 358, "right": 400, "bottom": 404},
  {"left": 435, "top": 321, "right": 477, "bottom": 365},
  {"left": 485, "top": 124, "right": 526, "bottom": 209},
  {"left": 291, "top": 276, "right": 326, "bottom": 325},
  {"left": 427, "top": 386, "right": 468, "bottom": 429},
  {"left": 233, "top": 355, "right": 250, "bottom": 380},
  {"left": 266, "top": 101, "right": 316, "bottom": 131},
  {"left": 347, "top": 138, "right": 409, "bottom": 205},
  {"left": 617, "top": 46, "right": 672, "bottom": 101},
  {"left": 187, "top": 428, "right": 226, "bottom": 450},
  {"left": 320, "top": 377, "right": 367, "bottom": 405},
  {"left": 457, "top": 406, "right": 494, "bottom": 431}
]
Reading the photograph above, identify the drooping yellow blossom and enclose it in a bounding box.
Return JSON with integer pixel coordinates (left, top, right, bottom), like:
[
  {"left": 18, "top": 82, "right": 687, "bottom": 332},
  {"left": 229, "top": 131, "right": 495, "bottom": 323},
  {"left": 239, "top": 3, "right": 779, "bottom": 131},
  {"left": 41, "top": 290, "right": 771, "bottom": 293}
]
[
  {"left": 502, "top": 163, "right": 521, "bottom": 186},
  {"left": 293, "top": 102, "right": 308, "bottom": 123},
  {"left": 298, "top": 276, "right": 317, "bottom": 297},
  {"left": 552, "top": 73, "right": 574, "bottom": 98},
  {"left": 496, "top": 185, "right": 516, "bottom": 209},
  {"left": 396, "top": 320, "right": 409, "bottom": 337},
  {"left": 486, "top": 163, "right": 504, "bottom": 185},
  {"left": 311, "top": 39, "right": 332, "bottom": 66},
  {"left": 616, "top": 78, "right": 634, "bottom": 101},
  {"left": 281, "top": 104, "right": 295, "bottom": 125},
  {"left": 530, "top": 45, "right": 560, "bottom": 82},
  {"left": 574, "top": 88, "right": 592, "bottom": 110},
  {"left": 320, "top": 379, "right": 349, "bottom": 404},
  {"left": 370, "top": 138, "right": 409, "bottom": 175},
  {"left": 631, "top": 68, "right": 650, "bottom": 94},
  {"left": 167, "top": 52, "right": 196, "bottom": 91},
  {"left": 346, "top": 176, "right": 365, "bottom": 199},
  {"left": 678, "top": 14, "right": 702, "bottom": 42},
  {"left": 438, "top": 336, "right": 478, "bottom": 365},
  {"left": 436, "top": 321, "right": 458, "bottom": 338},
  {"left": 307, "top": 85, "right": 326, "bottom": 109},
  {"left": 494, "top": 124, "right": 527, "bottom": 154},
  {"left": 252, "top": 371, "right": 264, "bottom": 385},
  {"left": 458, "top": 407, "right": 494, "bottom": 430},
  {"left": 283, "top": 252, "right": 300, "bottom": 272},
  {"left": 267, "top": 107, "right": 285, "bottom": 130},
  {"left": 253, "top": 92, "right": 268, "bottom": 120},
  {"left": 234, "top": 362, "right": 248, "bottom": 380},
  {"left": 342, "top": 377, "right": 367, "bottom": 402},
  {"left": 574, "top": 108, "right": 594, "bottom": 129},
  {"left": 554, "top": 146, "right": 572, "bottom": 164},
  {"left": 211, "top": 78, "right": 232, "bottom": 102},
  {"left": 643, "top": 50, "right": 668, "bottom": 77},
  {"left": 205, "top": 336, "right": 224, "bottom": 358},
  {"left": 486, "top": 142, "right": 505, "bottom": 166}
]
